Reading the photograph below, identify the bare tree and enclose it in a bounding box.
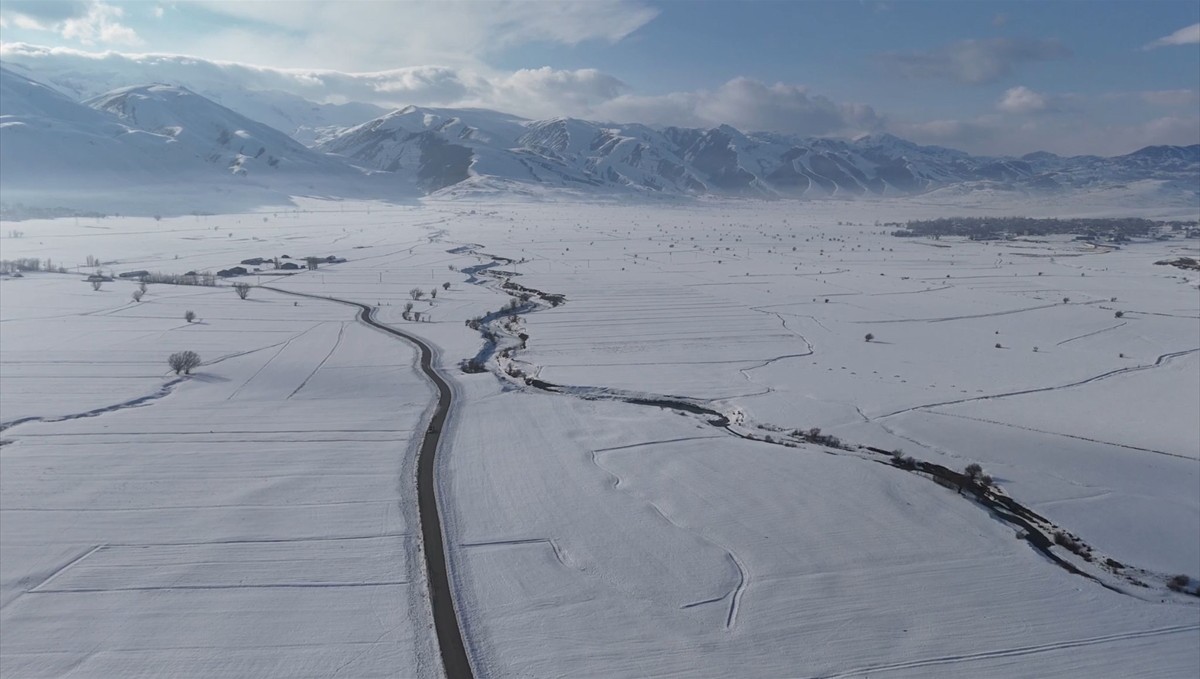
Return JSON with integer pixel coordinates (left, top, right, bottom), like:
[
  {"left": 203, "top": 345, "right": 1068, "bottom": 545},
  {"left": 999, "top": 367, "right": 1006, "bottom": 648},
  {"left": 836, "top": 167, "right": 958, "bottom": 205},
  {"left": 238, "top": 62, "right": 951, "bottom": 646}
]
[
  {"left": 184, "top": 310, "right": 196, "bottom": 323},
  {"left": 409, "top": 288, "right": 425, "bottom": 300},
  {"left": 864, "top": 333, "right": 874, "bottom": 342},
  {"left": 168, "top": 350, "right": 201, "bottom": 375},
  {"left": 91, "top": 280, "right": 102, "bottom": 291},
  {"left": 430, "top": 288, "right": 437, "bottom": 299},
  {"left": 442, "top": 282, "right": 451, "bottom": 290},
  {"left": 233, "top": 282, "right": 251, "bottom": 300},
  {"left": 964, "top": 463, "right": 983, "bottom": 480},
  {"left": 131, "top": 289, "right": 144, "bottom": 302},
  {"left": 138, "top": 281, "right": 147, "bottom": 293},
  {"left": 403, "top": 301, "right": 414, "bottom": 320}
]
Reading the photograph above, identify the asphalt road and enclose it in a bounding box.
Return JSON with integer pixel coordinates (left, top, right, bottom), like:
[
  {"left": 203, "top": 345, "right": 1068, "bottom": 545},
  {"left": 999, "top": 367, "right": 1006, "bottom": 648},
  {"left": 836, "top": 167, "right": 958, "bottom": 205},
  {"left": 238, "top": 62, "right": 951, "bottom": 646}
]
[{"left": 263, "top": 286, "right": 473, "bottom": 679}]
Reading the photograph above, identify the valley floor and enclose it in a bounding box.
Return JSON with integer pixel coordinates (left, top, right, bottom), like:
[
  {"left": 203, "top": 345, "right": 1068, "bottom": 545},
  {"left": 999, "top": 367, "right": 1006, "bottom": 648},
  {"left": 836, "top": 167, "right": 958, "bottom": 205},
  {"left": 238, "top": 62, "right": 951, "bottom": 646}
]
[{"left": 1, "top": 197, "right": 1197, "bottom": 677}]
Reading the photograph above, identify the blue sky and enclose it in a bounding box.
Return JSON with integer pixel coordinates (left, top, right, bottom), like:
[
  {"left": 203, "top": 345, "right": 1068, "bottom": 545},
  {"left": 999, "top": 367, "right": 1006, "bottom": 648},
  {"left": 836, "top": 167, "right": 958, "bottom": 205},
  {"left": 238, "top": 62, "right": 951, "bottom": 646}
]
[{"left": 1, "top": 1, "right": 1197, "bottom": 155}]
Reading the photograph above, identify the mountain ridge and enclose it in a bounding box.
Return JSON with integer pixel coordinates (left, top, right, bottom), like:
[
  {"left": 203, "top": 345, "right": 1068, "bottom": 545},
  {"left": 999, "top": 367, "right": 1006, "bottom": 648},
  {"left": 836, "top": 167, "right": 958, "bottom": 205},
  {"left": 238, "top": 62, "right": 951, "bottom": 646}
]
[
  {"left": 317, "top": 103, "right": 1198, "bottom": 200},
  {"left": 1, "top": 67, "right": 1196, "bottom": 212}
]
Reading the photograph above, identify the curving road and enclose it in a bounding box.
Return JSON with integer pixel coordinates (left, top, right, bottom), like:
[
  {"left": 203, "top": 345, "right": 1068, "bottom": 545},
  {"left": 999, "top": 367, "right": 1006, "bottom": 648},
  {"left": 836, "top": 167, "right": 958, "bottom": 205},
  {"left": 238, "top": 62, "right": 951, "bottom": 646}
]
[{"left": 262, "top": 286, "right": 473, "bottom": 679}]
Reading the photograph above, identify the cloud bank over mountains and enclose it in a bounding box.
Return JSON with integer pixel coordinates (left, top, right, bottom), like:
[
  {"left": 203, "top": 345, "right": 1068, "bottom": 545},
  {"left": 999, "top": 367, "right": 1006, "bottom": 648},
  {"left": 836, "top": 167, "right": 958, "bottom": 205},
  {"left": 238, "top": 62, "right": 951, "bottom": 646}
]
[
  {"left": 0, "top": 1, "right": 1197, "bottom": 157},
  {"left": 0, "top": 43, "right": 883, "bottom": 140}
]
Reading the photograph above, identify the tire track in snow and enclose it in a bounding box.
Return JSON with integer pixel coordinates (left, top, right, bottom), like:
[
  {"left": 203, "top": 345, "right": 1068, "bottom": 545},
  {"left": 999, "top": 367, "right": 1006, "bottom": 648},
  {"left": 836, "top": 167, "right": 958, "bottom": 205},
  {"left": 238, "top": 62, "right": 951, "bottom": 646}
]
[
  {"left": 590, "top": 445, "right": 748, "bottom": 630},
  {"left": 923, "top": 409, "right": 1192, "bottom": 460},
  {"left": 853, "top": 300, "right": 1089, "bottom": 324},
  {"left": 875, "top": 347, "right": 1200, "bottom": 419},
  {"left": 1056, "top": 321, "right": 1127, "bottom": 346},
  {"left": 460, "top": 538, "right": 573, "bottom": 570},
  {"left": 224, "top": 322, "right": 324, "bottom": 401},
  {"left": 812, "top": 624, "right": 1200, "bottom": 678},
  {"left": 645, "top": 501, "right": 748, "bottom": 630},
  {"left": 288, "top": 322, "right": 347, "bottom": 399}
]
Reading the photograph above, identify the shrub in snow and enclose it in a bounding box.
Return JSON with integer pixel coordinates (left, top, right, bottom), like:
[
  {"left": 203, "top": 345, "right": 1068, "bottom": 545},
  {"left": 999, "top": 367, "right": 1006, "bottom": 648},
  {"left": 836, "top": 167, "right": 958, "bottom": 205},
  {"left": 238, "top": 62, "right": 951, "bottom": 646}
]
[
  {"left": 1053, "top": 531, "right": 1087, "bottom": 556},
  {"left": 168, "top": 350, "right": 201, "bottom": 375},
  {"left": 233, "top": 282, "right": 251, "bottom": 300},
  {"left": 184, "top": 310, "right": 196, "bottom": 323},
  {"left": 964, "top": 463, "right": 983, "bottom": 479},
  {"left": 864, "top": 333, "right": 874, "bottom": 342},
  {"left": 131, "top": 290, "right": 143, "bottom": 302},
  {"left": 790, "top": 427, "right": 845, "bottom": 450},
  {"left": 460, "top": 358, "right": 487, "bottom": 374},
  {"left": 1167, "top": 574, "right": 1190, "bottom": 591}
]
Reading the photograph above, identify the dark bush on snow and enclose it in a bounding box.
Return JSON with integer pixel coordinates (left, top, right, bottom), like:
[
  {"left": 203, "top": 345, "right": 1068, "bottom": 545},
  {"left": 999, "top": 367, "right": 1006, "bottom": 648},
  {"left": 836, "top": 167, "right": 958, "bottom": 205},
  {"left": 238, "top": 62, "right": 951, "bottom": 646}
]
[{"left": 460, "top": 358, "right": 487, "bottom": 374}]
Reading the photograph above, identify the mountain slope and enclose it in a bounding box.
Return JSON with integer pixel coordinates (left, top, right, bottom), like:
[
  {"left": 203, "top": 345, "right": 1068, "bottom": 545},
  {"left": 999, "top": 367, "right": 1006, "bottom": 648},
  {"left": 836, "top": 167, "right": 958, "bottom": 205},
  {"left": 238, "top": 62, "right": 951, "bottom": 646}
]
[
  {"left": 0, "top": 48, "right": 389, "bottom": 145},
  {"left": 0, "top": 66, "right": 177, "bottom": 187},
  {"left": 86, "top": 84, "right": 357, "bottom": 180},
  {"left": 322, "top": 107, "right": 1198, "bottom": 200},
  {"left": 1, "top": 69, "right": 413, "bottom": 214}
]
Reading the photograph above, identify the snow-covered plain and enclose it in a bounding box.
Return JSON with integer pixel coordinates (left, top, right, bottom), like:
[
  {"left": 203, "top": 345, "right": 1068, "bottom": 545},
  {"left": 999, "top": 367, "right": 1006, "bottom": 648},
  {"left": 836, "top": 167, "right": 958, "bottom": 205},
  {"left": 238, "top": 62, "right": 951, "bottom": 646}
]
[{"left": 1, "top": 196, "right": 1197, "bottom": 677}]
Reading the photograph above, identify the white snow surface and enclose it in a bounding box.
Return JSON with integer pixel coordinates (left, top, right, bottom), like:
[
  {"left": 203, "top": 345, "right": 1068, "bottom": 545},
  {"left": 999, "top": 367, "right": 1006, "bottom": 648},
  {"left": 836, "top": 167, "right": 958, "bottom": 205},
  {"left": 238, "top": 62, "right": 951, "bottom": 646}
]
[{"left": 1, "top": 196, "right": 1198, "bottom": 677}]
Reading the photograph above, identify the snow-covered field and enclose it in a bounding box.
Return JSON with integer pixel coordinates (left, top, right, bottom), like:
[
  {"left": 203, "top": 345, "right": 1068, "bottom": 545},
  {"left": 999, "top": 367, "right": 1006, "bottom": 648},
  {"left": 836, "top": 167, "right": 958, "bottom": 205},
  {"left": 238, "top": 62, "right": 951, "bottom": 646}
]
[{"left": 2, "top": 196, "right": 1197, "bottom": 677}]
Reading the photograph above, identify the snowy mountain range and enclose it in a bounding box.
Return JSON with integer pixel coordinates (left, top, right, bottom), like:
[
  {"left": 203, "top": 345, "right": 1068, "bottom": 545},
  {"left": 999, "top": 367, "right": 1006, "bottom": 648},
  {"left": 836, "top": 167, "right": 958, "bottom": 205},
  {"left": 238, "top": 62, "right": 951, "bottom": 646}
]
[
  {"left": 319, "top": 104, "right": 1199, "bottom": 199},
  {"left": 1, "top": 65, "right": 1196, "bottom": 213},
  {"left": 0, "top": 67, "right": 404, "bottom": 212}
]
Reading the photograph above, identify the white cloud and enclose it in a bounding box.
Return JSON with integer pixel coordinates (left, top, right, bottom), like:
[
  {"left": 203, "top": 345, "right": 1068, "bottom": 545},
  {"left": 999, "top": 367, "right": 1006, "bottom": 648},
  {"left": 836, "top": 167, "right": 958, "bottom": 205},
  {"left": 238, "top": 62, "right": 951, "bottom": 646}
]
[
  {"left": 1144, "top": 23, "right": 1200, "bottom": 49},
  {"left": 878, "top": 37, "right": 1070, "bottom": 84},
  {"left": 0, "top": 44, "right": 880, "bottom": 137},
  {"left": 1139, "top": 89, "right": 1198, "bottom": 107},
  {"left": 997, "top": 85, "right": 1048, "bottom": 114},
  {"left": 4, "top": 43, "right": 1191, "bottom": 157},
  {"left": 891, "top": 117, "right": 1003, "bottom": 149},
  {"left": 0, "top": 1, "right": 140, "bottom": 46},
  {"left": 182, "top": 0, "right": 658, "bottom": 71},
  {"left": 488, "top": 67, "right": 629, "bottom": 115},
  {"left": 597, "top": 78, "right": 883, "bottom": 136}
]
